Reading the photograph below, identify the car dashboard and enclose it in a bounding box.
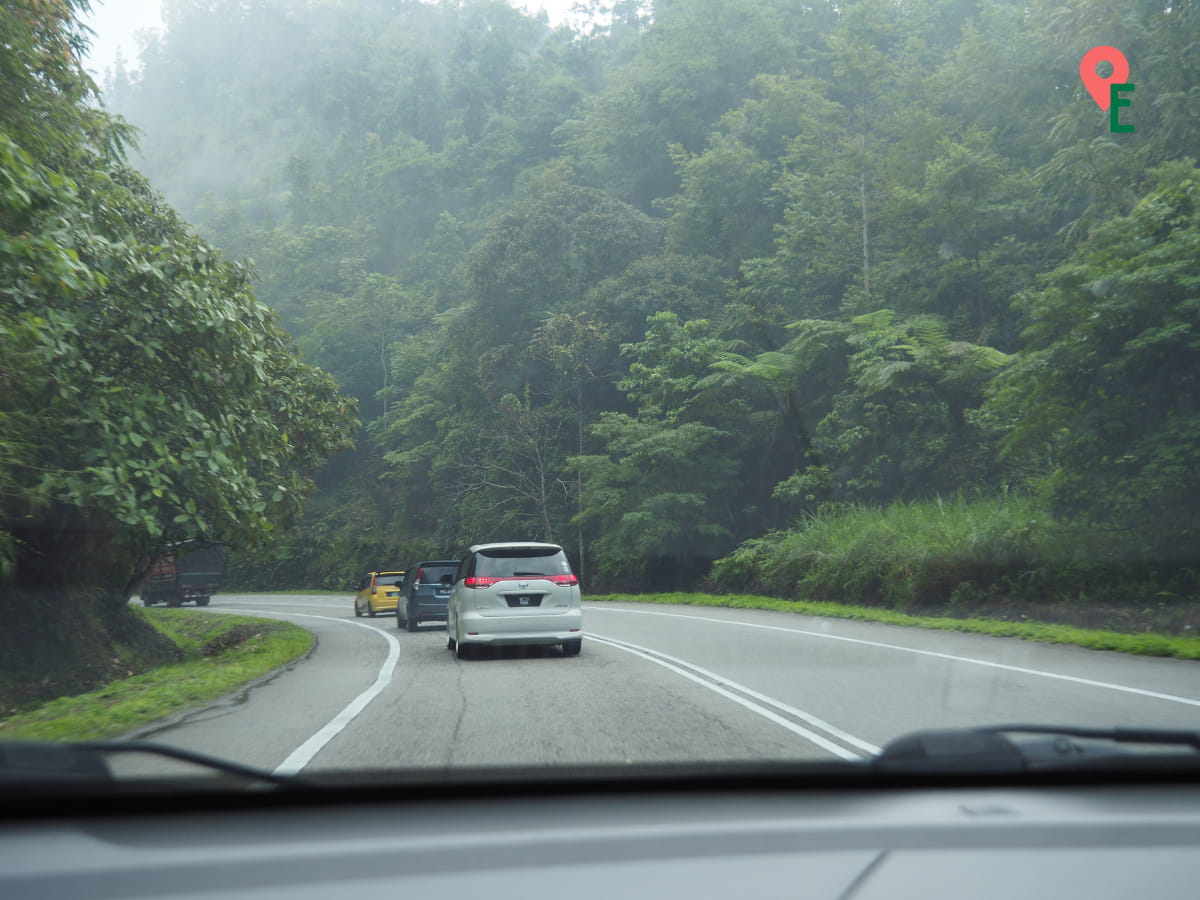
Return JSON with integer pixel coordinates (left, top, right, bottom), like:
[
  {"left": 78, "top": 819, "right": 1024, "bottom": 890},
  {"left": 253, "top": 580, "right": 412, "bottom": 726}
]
[{"left": 3, "top": 764, "right": 1200, "bottom": 900}]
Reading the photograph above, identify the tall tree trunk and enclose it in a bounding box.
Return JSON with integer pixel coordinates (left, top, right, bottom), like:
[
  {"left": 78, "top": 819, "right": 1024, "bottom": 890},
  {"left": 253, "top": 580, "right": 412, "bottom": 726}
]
[
  {"left": 577, "top": 378, "right": 585, "bottom": 586},
  {"left": 860, "top": 122, "right": 871, "bottom": 298}
]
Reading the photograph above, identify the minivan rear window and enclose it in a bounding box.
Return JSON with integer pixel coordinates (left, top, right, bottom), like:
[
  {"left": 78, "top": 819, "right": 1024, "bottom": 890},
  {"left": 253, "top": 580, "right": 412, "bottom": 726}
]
[{"left": 475, "top": 550, "right": 572, "bottom": 578}]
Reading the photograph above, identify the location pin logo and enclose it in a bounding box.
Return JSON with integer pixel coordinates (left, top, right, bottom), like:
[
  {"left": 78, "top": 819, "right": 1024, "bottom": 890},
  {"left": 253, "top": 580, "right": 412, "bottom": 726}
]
[{"left": 1080, "top": 46, "right": 1130, "bottom": 111}]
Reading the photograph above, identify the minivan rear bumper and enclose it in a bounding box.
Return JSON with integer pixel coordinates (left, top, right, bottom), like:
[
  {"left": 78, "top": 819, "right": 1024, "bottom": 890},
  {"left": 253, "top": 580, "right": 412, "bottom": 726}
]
[{"left": 459, "top": 609, "right": 583, "bottom": 645}]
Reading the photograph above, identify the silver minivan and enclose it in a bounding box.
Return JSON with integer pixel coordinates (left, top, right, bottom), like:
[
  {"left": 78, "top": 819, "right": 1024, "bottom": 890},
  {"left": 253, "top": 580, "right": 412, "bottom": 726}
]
[{"left": 447, "top": 542, "right": 583, "bottom": 658}]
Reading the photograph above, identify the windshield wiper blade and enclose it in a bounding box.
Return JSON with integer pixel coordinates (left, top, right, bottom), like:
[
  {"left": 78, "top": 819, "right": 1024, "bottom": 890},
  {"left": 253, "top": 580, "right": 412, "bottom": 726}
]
[
  {"left": 0, "top": 741, "right": 114, "bottom": 783},
  {"left": 81, "top": 740, "right": 308, "bottom": 787},
  {"left": 873, "top": 725, "right": 1200, "bottom": 773},
  {"left": 0, "top": 740, "right": 307, "bottom": 789},
  {"left": 979, "top": 724, "right": 1200, "bottom": 751}
]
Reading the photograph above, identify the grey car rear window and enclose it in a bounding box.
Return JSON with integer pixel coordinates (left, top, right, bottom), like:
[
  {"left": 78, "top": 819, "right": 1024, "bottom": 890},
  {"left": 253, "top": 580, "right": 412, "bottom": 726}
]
[{"left": 420, "top": 565, "right": 457, "bottom": 583}]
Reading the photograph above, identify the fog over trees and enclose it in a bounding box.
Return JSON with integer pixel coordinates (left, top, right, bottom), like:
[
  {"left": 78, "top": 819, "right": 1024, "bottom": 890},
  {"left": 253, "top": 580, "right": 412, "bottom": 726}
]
[{"left": 97, "top": 0, "right": 1200, "bottom": 607}]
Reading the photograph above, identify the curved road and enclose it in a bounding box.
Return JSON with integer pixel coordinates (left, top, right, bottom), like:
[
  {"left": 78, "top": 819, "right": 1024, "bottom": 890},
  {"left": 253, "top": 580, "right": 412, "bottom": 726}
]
[{"left": 116, "top": 594, "right": 1200, "bottom": 777}]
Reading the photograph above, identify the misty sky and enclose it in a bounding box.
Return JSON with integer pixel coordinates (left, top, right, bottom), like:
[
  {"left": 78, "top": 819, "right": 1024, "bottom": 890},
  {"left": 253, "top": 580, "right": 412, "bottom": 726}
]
[
  {"left": 82, "top": 0, "right": 586, "bottom": 79},
  {"left": 81, "top": 0, "right": 163, "bottom": 78}
]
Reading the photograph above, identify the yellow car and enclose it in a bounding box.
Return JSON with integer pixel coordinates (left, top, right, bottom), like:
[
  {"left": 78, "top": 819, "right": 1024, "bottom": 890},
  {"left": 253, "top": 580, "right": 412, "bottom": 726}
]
[{"left": 354, "top": 570, "right": 406, "bottom": 617}]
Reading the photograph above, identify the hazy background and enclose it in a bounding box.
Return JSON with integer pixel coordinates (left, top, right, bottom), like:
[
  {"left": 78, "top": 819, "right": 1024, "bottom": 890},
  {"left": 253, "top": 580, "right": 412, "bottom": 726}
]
[{"left": 81, "top": 0, "right": 582, "bottom": 78}]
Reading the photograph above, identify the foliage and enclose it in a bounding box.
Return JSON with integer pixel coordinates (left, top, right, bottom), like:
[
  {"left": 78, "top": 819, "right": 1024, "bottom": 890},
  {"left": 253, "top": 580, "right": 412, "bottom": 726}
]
[
  {"left": 990, "top": 162, "right": 1200, "bottom": 556},
  {"left": 710, "top": 494, "right": 1199, "bottom": 615},
  {"left": 1, "top": 2, "right": 355, "bottom": 604},
  {"left": 576, "top": 412, "right": 737, "bottom": 579},
  {"left": 101, "top": 0, "right": 1200, "bottom": 600},
  {"left": 0, "top": 0, "right": 132, "bottom": 169},
  {"left": 1, "top": 145, "right": 355, "bottom": 594}
]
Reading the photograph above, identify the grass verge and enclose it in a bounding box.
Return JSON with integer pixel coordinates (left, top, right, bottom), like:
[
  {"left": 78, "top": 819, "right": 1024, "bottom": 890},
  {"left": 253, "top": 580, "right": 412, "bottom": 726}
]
[
  {"left": 588, "top": 592, "right": 1200, "bottom": 660},
  {"left": 710, "top": 496, "right": 1199, "bottom": 619},
  {"left": 0, "top": 609, "right": 313, "bottom": 741}
]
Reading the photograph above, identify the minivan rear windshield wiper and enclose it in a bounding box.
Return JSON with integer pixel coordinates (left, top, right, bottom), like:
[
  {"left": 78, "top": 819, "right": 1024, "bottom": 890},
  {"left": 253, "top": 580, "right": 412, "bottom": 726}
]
[{"left": 874, "top": 724, "right": 1200, "bottom": 773}]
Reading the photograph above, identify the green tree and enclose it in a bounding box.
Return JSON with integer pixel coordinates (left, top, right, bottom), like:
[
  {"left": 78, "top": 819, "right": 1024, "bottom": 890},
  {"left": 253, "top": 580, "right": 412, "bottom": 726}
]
[
  {"left": 990, "top": 162, "right": 1200, "bottom": 556},
  {"left": 301, "top": 274, "right": 433, "bottom": 418},
  {"left": 889, "top": 129, "right": 1047, "bottom": 340},
  {"left": 1, "top": 145, "right": 355, "bottom": 598},
  {"left": 530, "top": 312, "right": 609, "bottom": 581},
  {"left": 575, "top": 314, "right": 744, "bottom": 581},
  {"left": 565, "top": 0, "right": 814, "bottom": 209},
  {"left": 0, "top": 0, "right": 130, "bottom": 169},
  {"left": 808, "top": 310, "right": 1008, "bottom": 501}
]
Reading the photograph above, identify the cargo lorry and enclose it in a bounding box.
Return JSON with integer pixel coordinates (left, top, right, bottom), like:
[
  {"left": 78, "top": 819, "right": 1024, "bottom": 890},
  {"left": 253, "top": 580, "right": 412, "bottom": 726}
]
[{"left": 141, "top": 544, "right": 224, "bottom": 607}]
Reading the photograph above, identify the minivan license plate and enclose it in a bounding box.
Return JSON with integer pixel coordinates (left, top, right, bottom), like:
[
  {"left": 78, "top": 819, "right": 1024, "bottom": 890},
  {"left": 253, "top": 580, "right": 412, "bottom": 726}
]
[{"left": 506, "top": 594, "right": 542, "bottom": 608}]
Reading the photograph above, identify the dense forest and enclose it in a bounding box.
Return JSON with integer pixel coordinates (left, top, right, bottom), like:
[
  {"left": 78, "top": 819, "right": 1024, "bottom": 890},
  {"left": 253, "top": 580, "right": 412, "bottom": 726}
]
[{"left": 97, "top": 0, "right": 1200, "bottom": 611}]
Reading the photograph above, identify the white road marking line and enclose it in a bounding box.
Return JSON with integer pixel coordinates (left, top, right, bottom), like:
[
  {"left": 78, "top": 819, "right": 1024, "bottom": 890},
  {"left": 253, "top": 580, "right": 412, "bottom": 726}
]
[
  {"left": 227, "top": 609, "right": 401, "bottom": 775},
  {"left": 591, "top": 632, "right": 881, "bottom": 755},
  {"left": 588, "top": 633, "right": 873, "bottom": 760},
  {"left": 585, "top": 605, "right": 1200, "bottom": 708}
]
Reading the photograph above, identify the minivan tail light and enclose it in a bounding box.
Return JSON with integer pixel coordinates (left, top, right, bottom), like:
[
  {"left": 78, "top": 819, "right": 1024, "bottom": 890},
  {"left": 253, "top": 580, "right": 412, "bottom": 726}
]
[
  {"left": 463, "top": 574, "right": 576, "bottom": 587},
  {"left": 415, "top": 567, "right": 424, "bottom": 583}
]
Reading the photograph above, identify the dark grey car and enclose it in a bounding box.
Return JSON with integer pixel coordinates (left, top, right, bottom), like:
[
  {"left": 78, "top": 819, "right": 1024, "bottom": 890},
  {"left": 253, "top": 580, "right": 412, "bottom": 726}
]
[{"left": 396, "top": 561, "right": 459, "bottom": 631}]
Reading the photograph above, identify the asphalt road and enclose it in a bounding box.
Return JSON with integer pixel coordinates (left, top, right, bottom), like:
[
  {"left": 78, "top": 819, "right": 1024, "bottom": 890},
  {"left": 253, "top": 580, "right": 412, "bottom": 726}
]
[{"left": 113, "top": 594, "right": 1200, "bottom": 777}]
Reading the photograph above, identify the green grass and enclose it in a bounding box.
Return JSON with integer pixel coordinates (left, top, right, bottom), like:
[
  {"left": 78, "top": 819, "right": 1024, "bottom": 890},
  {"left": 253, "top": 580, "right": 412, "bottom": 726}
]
[
  {"left": 588, "top": 592, "right": 1200, "bottom": 660},
  {"left": 0, "top": 609, "right": 314, "bottom": 741},
  {"left": 707, "top": 495, "right": 1200, "bottom": 635},
  {"left": 712, "top": 495, "right": 1105, "bottom": 604}
]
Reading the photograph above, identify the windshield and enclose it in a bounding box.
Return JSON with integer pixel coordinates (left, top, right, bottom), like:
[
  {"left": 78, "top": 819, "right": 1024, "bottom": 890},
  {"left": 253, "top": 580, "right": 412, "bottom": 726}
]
[{"left": 2, "top": 0, "right": 1198, "bottom": 782}]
